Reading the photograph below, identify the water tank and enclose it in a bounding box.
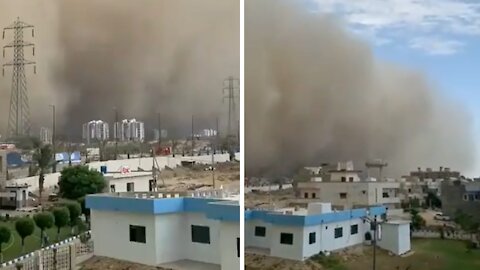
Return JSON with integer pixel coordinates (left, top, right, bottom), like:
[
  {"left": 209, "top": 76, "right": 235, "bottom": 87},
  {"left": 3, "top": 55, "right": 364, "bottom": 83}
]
[{"left": 100, "top": 166, "right": 107, "bottom": 174}]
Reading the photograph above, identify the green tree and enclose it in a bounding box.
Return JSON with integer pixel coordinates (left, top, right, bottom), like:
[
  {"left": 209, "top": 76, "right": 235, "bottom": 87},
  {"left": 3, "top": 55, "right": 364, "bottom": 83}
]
[
  {"left": 63, "top": 201, "right": 82, "bottom": 235},
  {"left": 0, "top": 226, "right": 12, "bottom": 263},
  {"left": 53, "top": 207, "right": 70, "bottom": 241},
  {"left": 15, "top": 218, "right": 35, "bottom": 253},
  {"left": 33, "top": 212, "right": 55, "bottom": 247},
  {"left": 32, "top": 143, "right": 53, "bottom": 205},
  {"left": 58, "top": 166, "right": 106, "bottom": 200},
  {"left": 410, "top": 208, "right": 426, "bottom": 230}
]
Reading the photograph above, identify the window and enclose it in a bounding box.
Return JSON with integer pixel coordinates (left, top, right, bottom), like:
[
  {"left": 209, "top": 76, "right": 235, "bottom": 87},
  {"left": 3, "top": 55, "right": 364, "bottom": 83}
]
[
  {"left": 304, "top": 192, "right": 309, "bottom": 199},
  {"left": 468, "top": 194, "right": 474, "bottom": 201},
  {"left": 237, "top": 238, "right": 240, "bottom": 258},
  {"left": 475, "top": 194, "right": 480, "bottom": 201},
  {"left": 463, "top": 194, "right": 468, "bottom": 201},
  {"left": 280, "top": 233, "right": 293, "bottom": 245},
  {"left": 408, "top": 188, "right": 412, "bottom": 193},
  {"left": 149, "top": 180, "right": 155, "bottom": 192},
  {"left": 382, "top": 192, "right": 389, "bottom": 198},
  {"left": 129, "top": 225, "right": 146, "bottom": 243},
  {"left": 312, "top": 193, "right": 316, "bottom": 199},
  {"left": 340, "top": 193, "right": 347, "bottom": 199},
  {"left": 334, "top": 227, "right": 343, "bottom": 239},
  {"left": 362, "top": 190, "right": 366, "bottom": 194},
  {"left": 191, "top": 225, "right": 210, "bottom": 244},
  {"left": 351, "top": 224, "right": 358, "bottom": 235},
  {"left": 309, "top": 232, "right": 316, "bottom": 244},
  {"left": 127, "top": 182, "right": 134, "bottom": 192},
  {"left": 341, "top": 177, "right": 346, "bottom": 182},
  {"left": 110, "top": 184, "right": 115, "bottom": 192},
  {"left": 349, "top": 177, "right": 354, "bottom": 182},
  {"left": 255, "top": 226, "right": 266, "bottom": 237}
]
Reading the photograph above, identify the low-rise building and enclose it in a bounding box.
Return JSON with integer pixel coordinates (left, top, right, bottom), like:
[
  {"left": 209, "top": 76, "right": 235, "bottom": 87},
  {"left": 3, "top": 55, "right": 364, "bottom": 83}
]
[
  {"left": 86, "top": 190, "right": 239, "bottom": 270},
  {"left": 245, "top": 202, "right": 410, "bottom": 261},
  {"left": 441, "top": 180, "right": 480, "bottom": 222},
  {"left": 297, "top": 181, "right": 402, "bottom": 217}
]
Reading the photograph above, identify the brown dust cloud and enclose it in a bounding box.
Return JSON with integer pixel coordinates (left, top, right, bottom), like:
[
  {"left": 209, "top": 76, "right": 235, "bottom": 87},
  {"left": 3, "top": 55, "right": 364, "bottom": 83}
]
[
  {"left": 0, "top": 0, "right": 239, "bottom": 139},
  {"left": 245, "top": 0, "right": 474, "bottom": 177}
]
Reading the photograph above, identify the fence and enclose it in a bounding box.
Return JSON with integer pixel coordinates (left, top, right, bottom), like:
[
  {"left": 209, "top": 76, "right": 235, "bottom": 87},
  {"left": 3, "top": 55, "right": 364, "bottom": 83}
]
[
  {"left": 412, "top": 229, "right": 476, "bottom": 241},
  {"left": 0, "top": 231, "right": 93, "bottom": 270}
]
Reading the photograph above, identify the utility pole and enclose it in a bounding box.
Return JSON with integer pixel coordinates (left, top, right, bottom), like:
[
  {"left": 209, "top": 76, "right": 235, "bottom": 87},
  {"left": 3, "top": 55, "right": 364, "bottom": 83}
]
[
  {"left": 191, "top": 115, "right": 194, "bottom": 156},
  {"left": 373, "top": 216, "right": 377, "bottom": 270},
  {"left": 215, "top": 117, "right": 219, "bottom": 154},
  {"left": 113, "top": 107, "right": 118, "bottom": 160},
  {"left": 2, "top": 17, "right": 36, "bottom": 137},
  {"left": 223, "top": 76, "right": 239, "bottom": 159},
  {"left": 49, "top": 105, "right": 56, "bottom": 172},
  {"left": 157, "top": 112, "right": 161, "bottom": 146}
]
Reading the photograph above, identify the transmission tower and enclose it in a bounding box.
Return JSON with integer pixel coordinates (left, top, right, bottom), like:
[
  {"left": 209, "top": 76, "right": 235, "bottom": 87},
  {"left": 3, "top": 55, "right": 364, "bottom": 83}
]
[
  {"left": 223, "top": 76, "right": 239, "bottom": 157},
  {"left": 2, "top": 17, "right": 36, "bottom": 138}
]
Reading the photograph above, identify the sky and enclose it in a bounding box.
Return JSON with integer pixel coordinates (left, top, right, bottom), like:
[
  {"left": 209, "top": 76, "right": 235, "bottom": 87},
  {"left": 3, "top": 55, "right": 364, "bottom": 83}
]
[{"left": 309, "top": 0, "right": 480, "bottom": 176}]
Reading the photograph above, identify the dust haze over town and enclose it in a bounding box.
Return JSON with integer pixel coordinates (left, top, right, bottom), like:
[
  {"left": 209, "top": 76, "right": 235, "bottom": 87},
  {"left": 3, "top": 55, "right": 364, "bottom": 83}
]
[
  {"left": 0, "top": 0, "right": 239, "bottom": 140},
  {"left": 245, "top": 0, "right": 475, "bottom": 178}
]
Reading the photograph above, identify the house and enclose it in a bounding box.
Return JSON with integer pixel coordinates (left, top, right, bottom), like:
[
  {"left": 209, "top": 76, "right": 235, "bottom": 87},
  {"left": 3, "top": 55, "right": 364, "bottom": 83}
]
[
  {"left": 86, "top": 190, "right": 239, "bottom": 270},
  {"left": 103, "top": 171, "right": 155, "bottom": 193},
  {"left": 441, "top": 179, "right": 480, "bottom": 222},
  {"left": 245, "top": 202, "right": 410, "bottom": 261},
  {"left": 297, "top": 181, "right": 402, "bottom": 217}
]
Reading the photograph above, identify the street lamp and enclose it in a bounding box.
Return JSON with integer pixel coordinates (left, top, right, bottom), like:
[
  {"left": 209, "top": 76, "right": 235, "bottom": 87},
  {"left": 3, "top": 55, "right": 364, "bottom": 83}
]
[{"left": 49, "top": 104, "right": 56, "bottom": 173}]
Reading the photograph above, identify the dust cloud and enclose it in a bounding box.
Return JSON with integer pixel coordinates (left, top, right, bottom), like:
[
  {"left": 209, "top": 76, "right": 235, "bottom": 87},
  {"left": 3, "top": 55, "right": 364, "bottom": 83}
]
[
  {"left": 0, "top": 0, "right": 239, "bottom": 139},
  {"left": 245, "top": 0, "right": 474, "bottom": 177}
]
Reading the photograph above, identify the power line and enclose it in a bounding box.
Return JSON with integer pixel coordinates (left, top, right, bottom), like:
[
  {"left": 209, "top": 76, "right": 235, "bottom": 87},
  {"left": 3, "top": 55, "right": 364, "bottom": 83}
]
[
  {"left": 223, "top": 76, "right": 239, "bottom": 158},
  {"left": 2, "top": 17, "right": 36, "bottom": 137}
]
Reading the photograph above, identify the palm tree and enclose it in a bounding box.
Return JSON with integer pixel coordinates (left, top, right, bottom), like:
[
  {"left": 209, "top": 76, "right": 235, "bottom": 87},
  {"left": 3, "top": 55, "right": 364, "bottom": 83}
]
[{"left": 32, "top": 142, "right": 53, "bottom": 206}]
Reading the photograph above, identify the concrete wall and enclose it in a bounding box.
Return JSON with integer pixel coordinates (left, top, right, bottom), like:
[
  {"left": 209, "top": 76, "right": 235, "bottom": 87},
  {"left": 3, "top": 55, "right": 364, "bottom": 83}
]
[
  {"left": 441, "top": 181, "right": 480, "bottom": 222},
  {"left": 91, "top": 209, "right": 227, "bottom": 266},
  {"left": 269, "top": 224, "right": 304, "bottom": 261},
  {"left": 246, "top": 218, "right": 377, "bottom": 261},
  {"left": 398, "top": 224, "right": 410, "bottom": 255},
  {"left": 7, "top": 153, "right": 239, "bottom": 193},
  {"left": 245, "top": 220, "right": 272, "bottom": 249},
  {"left": 184, "top": 213, "right": 221, "bottom": 265},
  {"left": 297, "top": 182, "right": 401, "bottom": 214},
  {"left": 154, "top": 213, "right": 186, "bottom": 264},
  {"left": 91, "top": 210, "right": 158, "bottom": 265},
  {"left": 219, "top": 222, "right": 240, "bottom": 270},
  {"left": 107, "top": 175, "right": 152, "bottom": 193}
]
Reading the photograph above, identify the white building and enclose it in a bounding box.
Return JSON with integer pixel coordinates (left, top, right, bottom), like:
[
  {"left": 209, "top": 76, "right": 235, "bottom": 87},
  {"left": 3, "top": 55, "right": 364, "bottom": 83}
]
[
  {"left": 39, "top": 127, "right": 52, "bottom": 144},
  {"left": 200, "top": 129, "right": 217, "bottom": 137},
  {"left": 82, "top": 120, "right": 109, "bottom": 144},
  {"left": 86, "top": 190, "right": 239, "bottom": 269},
  {"left": 114, "top": 119, "right": 145, "bottom": 142},
  {"left": 245, "top": 202, "right": 410, "bottom": 261}
]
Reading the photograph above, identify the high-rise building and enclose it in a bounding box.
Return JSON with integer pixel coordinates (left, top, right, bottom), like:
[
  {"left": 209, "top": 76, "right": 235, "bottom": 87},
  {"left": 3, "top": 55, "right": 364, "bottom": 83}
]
[
  {"left": 82, "top": 120, "right": 109, "bottom": 144},
  {"left": 39, "top": 127, "right": 52, "bottom": 144},
  {"left": 114, "top": 119, "right": 145, "bottom": 142}
]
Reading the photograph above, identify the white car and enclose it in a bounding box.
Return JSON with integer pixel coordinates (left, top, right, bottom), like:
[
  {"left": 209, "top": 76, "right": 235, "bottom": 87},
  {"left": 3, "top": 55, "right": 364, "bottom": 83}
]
[{"left": 434, "top": 213, "right": 451, "bottom": 221}]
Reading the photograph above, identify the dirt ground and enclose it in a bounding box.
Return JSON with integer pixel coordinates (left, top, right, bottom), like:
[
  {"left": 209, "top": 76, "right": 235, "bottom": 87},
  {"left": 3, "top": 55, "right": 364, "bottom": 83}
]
[
  {"left": 80, "top": 256, "right": 172, "bottom": 270},
  {"left": 159, "top": 162, "right": 240, "bottom": 192}
]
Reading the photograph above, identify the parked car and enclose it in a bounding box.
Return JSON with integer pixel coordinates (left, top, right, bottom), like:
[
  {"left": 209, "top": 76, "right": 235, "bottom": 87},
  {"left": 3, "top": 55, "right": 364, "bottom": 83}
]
[{"left": 434, "top": 213, "right": 451, "bottom": 221}]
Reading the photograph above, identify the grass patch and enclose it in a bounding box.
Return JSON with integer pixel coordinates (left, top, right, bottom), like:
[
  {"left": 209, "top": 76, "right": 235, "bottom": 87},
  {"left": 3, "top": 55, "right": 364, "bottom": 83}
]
[
  {"left": 310, "top": 253, "right": 347, "bottom": 270},
  {"left": 0, "top": 220, "right": 72, "bottom": 262},
  {"left": 413, "top": 239, "right": 480, "bottom": 270}
]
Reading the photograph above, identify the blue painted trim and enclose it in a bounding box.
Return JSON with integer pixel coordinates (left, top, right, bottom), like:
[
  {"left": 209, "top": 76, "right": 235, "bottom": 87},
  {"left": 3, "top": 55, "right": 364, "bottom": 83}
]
[
  {"left": 206, "top": 202, "right": 240, "bottom": 221},
  {"left": 86, "top": 195, "right": 239, "bottom": 221},
  {"left": 245, "top": 206, "right": 387, "bottom": 227}
]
